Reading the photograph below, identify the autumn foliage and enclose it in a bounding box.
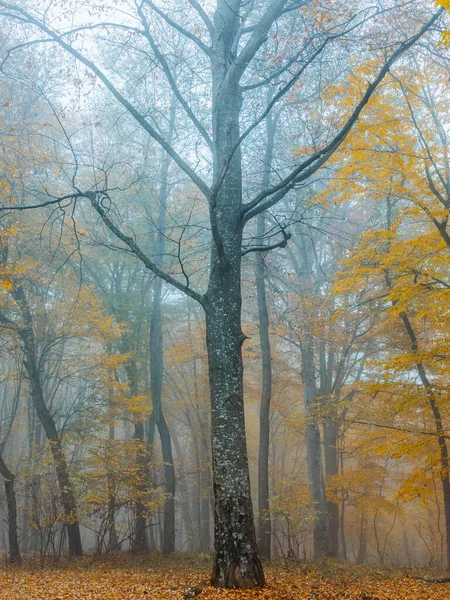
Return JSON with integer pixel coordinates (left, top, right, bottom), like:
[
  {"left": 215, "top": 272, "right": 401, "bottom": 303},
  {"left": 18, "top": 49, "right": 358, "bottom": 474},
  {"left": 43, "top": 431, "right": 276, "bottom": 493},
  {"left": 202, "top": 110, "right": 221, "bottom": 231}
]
[{"left": 1, "top": 558, "right": 450, "bottom": 600}]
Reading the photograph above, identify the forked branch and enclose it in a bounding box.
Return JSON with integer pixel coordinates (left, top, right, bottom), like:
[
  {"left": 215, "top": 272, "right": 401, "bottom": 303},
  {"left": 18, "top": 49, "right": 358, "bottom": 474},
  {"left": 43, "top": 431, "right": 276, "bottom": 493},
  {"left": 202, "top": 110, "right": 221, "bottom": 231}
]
[{"left": 242, "top": 7, "right": 445, "bottom": 222}]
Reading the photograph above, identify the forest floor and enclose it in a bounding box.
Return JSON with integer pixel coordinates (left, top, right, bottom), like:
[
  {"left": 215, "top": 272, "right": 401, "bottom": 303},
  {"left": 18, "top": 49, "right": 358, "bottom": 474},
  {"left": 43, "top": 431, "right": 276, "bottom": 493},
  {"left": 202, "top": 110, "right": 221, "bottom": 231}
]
[{"left": 0, "top": 554, "right": 448, "bottom": 599}]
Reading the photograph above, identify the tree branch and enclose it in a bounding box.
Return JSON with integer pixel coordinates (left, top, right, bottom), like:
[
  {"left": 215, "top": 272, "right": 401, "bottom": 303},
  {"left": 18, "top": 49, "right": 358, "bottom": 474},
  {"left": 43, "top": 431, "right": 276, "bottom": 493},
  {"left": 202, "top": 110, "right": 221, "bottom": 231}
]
[
  {"left": 212, "top": 7, "right": 409, "bottom": 211},
  {"left": 86, "top": 192, "right": 204, "bottom": 305},
  {"left": 0, "top": 23, "right": 148, "bottom": 67},
  {"left": 241, "top": 227, "right": 291, "bottom": 256},
  {"left": 229, "top": 0, "right": 290, "bottom": 84},
  {"left": 0, "top": 190, "right": 204, "bottom": 305},
  {"left": 186, "top": 0, "right": 213, "bottom": 37},
  {"left": 0, "top": 1, "right": 211, "bottom": 200},
  {"left": 137, "top": 2, "right": 213, "bottom": 151},
  {"left": 141, "top": 0, "right": 212, "bottom": 57},
  {"left": 345, "top": 419, "right": 450, "bottom": 440},
  {"left": 391, "top": 72, "right": 449, "bottom": 197},
  {"left": 0, "top": 194, "right": 81, "bottom": 211},
  {"left": 242, "top": 7, "right": 445, "bottom": 222}
]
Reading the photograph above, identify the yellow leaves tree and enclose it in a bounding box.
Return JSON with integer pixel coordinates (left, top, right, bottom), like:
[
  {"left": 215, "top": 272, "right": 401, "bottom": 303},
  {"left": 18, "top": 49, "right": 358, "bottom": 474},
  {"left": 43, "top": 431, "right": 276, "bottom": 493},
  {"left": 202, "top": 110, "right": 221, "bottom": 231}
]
[{"left": 321, "top": 50, "right": 450, "bottom": 566}]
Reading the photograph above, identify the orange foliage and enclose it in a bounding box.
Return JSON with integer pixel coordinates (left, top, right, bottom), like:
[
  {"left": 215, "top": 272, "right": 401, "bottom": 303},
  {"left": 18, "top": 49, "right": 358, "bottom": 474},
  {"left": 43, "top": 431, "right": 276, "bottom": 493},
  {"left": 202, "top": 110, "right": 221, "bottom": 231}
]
[{"left": 0, "top": 559, "right": 449, "bottom": 599}]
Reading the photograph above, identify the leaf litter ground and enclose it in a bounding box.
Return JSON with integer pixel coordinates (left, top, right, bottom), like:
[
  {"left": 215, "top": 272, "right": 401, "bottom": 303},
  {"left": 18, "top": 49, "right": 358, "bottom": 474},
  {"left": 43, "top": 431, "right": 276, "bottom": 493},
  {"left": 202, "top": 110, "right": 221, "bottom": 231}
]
[{"left": 0, "top": 555, "right": 448, "bottom": 599}]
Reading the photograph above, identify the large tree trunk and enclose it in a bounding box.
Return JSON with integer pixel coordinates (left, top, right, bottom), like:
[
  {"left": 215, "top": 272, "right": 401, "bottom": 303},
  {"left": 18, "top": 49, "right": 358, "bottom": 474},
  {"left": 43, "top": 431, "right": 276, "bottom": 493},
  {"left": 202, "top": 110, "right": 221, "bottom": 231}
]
[
  {"left": 206, "top": 1, "right": 263, "bottom": 586},
  {"left": 18, "top": 318, "right": 82, "bottom": 557},
  {"left": 205, "top": 280, "right": 263, "bottom": 586},
  {"left": 0, "top": 456, "right": 21, "bottom": 563}
]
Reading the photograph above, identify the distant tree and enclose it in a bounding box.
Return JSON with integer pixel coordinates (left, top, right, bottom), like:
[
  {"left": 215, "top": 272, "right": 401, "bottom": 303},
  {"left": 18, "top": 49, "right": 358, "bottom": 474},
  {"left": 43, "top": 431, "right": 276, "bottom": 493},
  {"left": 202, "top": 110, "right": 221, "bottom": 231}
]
[
  {"left": 0, "top": 0, "right": 444, "bottom": 586},
  {"left": 322, "top": 50, "right": 450, "bottom": 566},
  {"left": 0, "top": 350, "right": 22, "bottom": 564}
]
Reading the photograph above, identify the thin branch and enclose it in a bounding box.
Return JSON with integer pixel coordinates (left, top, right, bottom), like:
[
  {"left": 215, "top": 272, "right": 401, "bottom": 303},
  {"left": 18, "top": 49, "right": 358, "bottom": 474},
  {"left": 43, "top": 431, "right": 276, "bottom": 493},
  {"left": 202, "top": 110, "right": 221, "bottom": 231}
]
[
  {"left": 391, "top": 72, "right": 449, "bottom": 198},
  {"left": 241, "top": 226, "right": 291, "bottom": 256},
  {"left": 86, "top": 192, "right": 204, "bottom": 305},
  {"left": 186, "top": 0, "right": 213, "bottom": 37},
  {"left": 230, "top": 0, "right": 290, "bottom": 84},
  {"left": 141, "top": 0, "right": 212, "bottom": 57},
  {"left": 0, "top": 1, "right": 211, "bottom": 199},
  {"left": 242, "top": 8, "right": 444, "bottom": 221},
  {"left": 345, "top": 419, "right": 450, "bottom": 440},
  {"left": 0, "top": 23, "right": 148, "bottom": 70},
  {"left": 137, "top": 2, "right": 213, "bottom": 150},
  {"left": 0, "top": 194, "right": 81, "bottom": 211}
]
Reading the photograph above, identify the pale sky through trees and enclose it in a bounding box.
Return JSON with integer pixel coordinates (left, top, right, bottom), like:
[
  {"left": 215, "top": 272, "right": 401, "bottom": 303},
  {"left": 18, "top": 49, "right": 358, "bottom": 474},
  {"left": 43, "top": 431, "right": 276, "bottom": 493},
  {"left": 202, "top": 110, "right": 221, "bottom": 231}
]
[{"left": 0, "top": 0, "right": 448, "bottom": 595}]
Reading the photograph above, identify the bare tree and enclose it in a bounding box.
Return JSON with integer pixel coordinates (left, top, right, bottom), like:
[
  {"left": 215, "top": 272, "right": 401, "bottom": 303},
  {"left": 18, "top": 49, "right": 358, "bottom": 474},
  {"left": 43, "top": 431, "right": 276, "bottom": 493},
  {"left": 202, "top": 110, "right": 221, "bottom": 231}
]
[{"left": 0, "top": 0, "right": 444, "bottom": 587}]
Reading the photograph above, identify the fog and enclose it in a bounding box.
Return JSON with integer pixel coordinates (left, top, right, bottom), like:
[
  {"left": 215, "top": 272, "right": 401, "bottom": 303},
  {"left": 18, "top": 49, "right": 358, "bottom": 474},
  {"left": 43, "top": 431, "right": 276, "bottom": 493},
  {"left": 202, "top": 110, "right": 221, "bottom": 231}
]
[{"left": 0, "top": 0, "right": 448, "bottom": 588}]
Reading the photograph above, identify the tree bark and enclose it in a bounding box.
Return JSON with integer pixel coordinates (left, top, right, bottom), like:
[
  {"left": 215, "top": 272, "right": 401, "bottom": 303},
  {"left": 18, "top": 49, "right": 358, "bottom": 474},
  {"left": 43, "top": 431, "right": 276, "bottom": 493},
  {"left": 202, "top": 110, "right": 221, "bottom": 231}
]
[
  {"left": 206, "top": 2, "right": 264, "bottom": 585},
  {"left": 205, "top": 196, "right": 262, "bottom": 585},
  {"left": 205, "top": 284, "right": 263, "bottom": 586},
  {"left": 0, "top": 456, "right": 21, "bottom": 563}
]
